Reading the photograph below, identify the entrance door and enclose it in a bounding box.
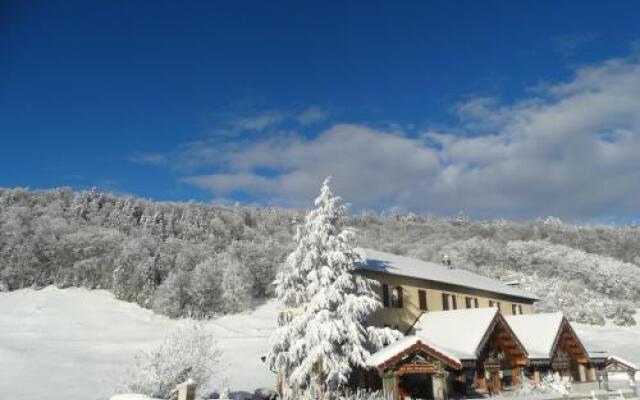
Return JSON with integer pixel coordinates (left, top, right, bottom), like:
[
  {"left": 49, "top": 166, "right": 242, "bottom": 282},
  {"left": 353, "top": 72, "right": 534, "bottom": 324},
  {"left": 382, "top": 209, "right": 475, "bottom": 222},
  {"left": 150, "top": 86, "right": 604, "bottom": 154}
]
[{"left": 401, "top": 374, "right": 434, "bottom": 399}]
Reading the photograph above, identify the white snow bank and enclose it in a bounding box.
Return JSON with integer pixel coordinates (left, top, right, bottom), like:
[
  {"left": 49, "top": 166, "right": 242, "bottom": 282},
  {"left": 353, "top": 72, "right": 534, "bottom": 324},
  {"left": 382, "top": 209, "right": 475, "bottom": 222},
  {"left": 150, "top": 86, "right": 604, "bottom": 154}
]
[
  {"left": 574, "top": 310, "right": 640, "bottom": 383},
  {"left": 110, "top": 394, "right": 161, "bottom": 400},
  {"left": 0, "top": 287, "right": 277, "bottom": 400}
]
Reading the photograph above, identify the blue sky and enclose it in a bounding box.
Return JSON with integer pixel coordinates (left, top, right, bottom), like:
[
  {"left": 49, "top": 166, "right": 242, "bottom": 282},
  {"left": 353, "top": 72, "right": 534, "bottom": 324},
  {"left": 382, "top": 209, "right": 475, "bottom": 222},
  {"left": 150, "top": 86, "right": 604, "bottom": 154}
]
[{"left": 2, "top": 1, "right": 640, "bottom": 222}]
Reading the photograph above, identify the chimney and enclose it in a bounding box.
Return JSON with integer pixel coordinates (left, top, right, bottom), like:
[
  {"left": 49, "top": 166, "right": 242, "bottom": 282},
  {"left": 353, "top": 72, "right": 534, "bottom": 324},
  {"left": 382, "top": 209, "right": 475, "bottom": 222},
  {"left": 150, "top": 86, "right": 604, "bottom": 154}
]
[{"left": 442, "top": 254, "right": 452, "bottom": 268}]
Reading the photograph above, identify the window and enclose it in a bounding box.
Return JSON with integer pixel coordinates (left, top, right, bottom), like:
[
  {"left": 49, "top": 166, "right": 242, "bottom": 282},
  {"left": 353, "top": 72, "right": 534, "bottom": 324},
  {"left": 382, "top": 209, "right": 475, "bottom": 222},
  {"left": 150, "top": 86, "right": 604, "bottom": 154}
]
[
  {"left": 442, "top": 293, "right": 456, "bottom": 310},
  {"left": 382, "top": 284, "right": 390, "bottom": 307},
  {"left": 442, "top": 293, "right": 450, "bottom": 311},
  {"left": 465, "top": 297, "right": 479, "bottom": 309},
  {"left": 489, "top": 300, "right": 500, "bottom": 310},
  {"left": 383, "top": 284, "right": 403, "bottom": 308},
  {"left": 395, "top": 286, "right": 403, "bottom": 308},
  {"left": 418, "top": 290, "right": 427, "bottom": 311},
  {"left": 512, "top": 304, "right": 518, "bottom": 315}
]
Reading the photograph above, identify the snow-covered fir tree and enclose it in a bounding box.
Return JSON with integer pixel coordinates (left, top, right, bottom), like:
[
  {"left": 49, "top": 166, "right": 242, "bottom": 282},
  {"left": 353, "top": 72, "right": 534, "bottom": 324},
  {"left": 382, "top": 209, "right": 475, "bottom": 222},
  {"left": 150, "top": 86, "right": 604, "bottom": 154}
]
[{"left": 267, "top": 178, "right": 400, "bottom": 400}]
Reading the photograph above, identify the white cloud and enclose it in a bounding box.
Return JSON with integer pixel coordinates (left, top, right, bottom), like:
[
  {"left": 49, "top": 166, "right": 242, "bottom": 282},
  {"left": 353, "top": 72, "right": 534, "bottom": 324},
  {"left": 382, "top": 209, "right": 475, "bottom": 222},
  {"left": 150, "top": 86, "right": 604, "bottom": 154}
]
[
  {"left": 296, "top": 106, "right": 329, "bottom": 125},
  {"left": 183, "top": 125, "right": 441, "bottom": 208},
  {"left": 228, "top": 111, "right": 288, "bottom": 131},
  {"left": 223, "top": 107, "right": 329, "bottom": 133},
  {"left": 129, "top": 153, "right": 168, "bottom": 166},
  {"left": 162, "top": 57, "right": 640, "bottom": 221}
]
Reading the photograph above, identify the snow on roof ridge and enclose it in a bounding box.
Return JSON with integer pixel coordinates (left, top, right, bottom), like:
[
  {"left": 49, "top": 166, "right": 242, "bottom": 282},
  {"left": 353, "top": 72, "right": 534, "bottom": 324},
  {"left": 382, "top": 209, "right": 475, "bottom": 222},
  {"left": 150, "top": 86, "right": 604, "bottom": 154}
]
[
  {"left": 355, "top": 248, "right": 539, "bottom": 301},
  {"left": 505, "top": 311, "right": 564, "bottom": 319},
  {"left": 608, "top": 355, "right": 639, "bottom": 371},
  {"left": 367, "top": 335, "right": 462, "bottom": 370}
]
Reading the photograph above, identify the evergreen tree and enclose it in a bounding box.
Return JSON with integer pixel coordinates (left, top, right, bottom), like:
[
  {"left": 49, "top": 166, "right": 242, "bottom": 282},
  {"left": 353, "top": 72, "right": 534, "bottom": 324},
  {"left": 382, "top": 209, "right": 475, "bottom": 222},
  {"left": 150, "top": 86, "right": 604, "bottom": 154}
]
[{"left": 267, "top": 178, "right": 400, "bottom": 400}]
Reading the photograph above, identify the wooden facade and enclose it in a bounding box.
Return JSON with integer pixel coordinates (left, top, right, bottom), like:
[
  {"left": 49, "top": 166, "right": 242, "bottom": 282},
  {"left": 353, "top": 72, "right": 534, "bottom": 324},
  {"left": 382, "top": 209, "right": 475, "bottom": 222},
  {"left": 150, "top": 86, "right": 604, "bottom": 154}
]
[
  {"left": 522, "top": 317, "right": 592, "bottom": 385},
  {"left": 468, "top": 312, "right": 529, "bottom": 394},
  {"left": 370, "top": 340, "right": 462, "bottom": 400},
  {"left": 368, "top": 311, "right": 531, "bottom": 400}
]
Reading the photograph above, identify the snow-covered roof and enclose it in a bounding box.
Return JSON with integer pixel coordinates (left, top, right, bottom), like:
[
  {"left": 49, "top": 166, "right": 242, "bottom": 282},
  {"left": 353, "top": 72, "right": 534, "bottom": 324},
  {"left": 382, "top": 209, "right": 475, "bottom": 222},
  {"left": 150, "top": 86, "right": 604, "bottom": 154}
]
[
  {"left": 413, "top": 307, "right": 501, "bottom": 360},
  {"left": 367, "top": 336, "right": 462, "bottom": 370},
  {"left": 368, "top": 336, "right": 421, "bottom": 367},
  {"left": 608, "top": 355, "right": 639, "bottom": 371},
  {"left": 505, "top": 312, "right": 564, "bottom": 359},
  {"left": 355, "top": 248, "right": 539, "bottom": 301}
]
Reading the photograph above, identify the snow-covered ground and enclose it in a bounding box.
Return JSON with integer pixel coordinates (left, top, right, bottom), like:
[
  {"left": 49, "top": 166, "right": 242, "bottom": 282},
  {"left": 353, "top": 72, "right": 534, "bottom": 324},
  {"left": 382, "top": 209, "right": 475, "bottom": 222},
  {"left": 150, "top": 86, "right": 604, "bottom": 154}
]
[
  {"left": 0, "top": 287, "right": 638, "bottom": 400},
  {"left": 574, "top": 318, "right": 640, "bottom": 387},
  {"left": 575, "top": 319, "right": 640, "bottom": 365},
  {"left": 0, "top": 287, "right": 277, "bottom": 400}
]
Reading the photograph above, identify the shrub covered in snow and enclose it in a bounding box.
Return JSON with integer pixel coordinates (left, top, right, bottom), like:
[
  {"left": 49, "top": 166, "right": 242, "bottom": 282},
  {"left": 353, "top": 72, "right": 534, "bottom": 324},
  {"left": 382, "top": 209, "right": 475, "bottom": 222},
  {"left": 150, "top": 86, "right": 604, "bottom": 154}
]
[
  {"left": 513, "top": 375, "right": 538, "bottom": 397},
  {"left": 340, "top": 389, "right": 389, "bottom": 400},
  {"left": 605, "top": 305, "right": 637, "bottom": 326},
  {"left": 539, "top": 372, "right": 572, "bottom": 395},
  {"left": 119, "top": 323, "right": 221, "bottom": 399}
]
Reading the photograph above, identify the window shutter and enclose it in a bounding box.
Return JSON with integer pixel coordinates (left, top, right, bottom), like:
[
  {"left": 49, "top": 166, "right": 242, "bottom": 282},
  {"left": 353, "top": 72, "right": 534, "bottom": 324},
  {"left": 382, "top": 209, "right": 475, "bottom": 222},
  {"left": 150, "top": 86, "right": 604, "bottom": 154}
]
[
  {"left": 452, "top": 295, "right": 457, "bottom": 310},
  {"left": 382, "top": 284, "right": 389, "bottom": 307},
  {"left": 396, "top": 286, "right": 403, "bottom": 308},
  {"left": 474, "top": 298, "right": 479, "bottom": 308}
]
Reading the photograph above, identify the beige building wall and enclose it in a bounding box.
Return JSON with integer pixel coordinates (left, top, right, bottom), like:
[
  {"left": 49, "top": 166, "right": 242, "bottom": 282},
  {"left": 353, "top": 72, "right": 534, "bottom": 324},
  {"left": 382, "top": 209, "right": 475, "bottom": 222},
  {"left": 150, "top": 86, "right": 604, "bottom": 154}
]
[{"left": 359, "top": 271, "right": 535, "bottom": 332}]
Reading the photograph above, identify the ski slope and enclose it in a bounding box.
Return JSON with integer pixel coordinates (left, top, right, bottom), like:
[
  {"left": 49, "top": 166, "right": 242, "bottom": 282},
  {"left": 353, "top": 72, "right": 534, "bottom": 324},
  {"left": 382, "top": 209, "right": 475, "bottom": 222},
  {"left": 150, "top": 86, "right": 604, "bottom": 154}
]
[
  {"left": 0, "top": 287, "right": 638, "bottom": 400},
  {"left": 0, "top": 287, "right": 277, "bottom": 400}
]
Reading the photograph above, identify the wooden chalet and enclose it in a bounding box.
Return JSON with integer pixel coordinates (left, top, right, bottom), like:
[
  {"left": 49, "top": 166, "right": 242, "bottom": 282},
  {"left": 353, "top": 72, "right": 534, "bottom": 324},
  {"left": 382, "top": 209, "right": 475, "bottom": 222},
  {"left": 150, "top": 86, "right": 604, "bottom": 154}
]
[
  {"left": 366, "top": 337, "right": 463, "bottom": 400},
  {"left": 364, "top": 308, "right": 529, "bottom": 399}
]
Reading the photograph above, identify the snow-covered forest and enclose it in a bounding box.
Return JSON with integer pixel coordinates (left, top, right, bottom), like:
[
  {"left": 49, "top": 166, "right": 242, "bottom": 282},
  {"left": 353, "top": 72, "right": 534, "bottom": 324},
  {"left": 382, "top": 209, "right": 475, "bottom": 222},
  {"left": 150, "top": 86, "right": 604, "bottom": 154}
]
[{"left": 1, "top": 187, "right": 638, "bottom": 325}]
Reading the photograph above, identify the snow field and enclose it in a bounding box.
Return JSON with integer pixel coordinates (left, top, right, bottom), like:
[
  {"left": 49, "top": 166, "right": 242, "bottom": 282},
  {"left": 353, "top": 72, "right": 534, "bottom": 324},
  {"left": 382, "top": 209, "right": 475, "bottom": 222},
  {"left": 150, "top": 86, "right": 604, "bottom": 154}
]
[
  {"left": 0, "top": 287, "right": 637, "bottom": 400},
  {"left": 0, "top": 287, "right": 277, "bottom": 400}
]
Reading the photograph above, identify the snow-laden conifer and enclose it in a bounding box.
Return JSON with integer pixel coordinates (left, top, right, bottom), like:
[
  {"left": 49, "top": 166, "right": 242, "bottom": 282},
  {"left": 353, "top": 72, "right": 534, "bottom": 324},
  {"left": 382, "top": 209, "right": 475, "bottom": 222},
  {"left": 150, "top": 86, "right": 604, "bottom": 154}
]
[{"left": 267, "top": 178, "right": 400, "bottom": 400}]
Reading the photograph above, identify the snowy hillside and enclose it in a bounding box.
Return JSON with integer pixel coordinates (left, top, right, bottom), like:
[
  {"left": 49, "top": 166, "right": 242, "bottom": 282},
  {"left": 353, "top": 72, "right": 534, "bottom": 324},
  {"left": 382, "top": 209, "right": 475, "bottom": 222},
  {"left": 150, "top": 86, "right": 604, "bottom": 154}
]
[
  {"left": 2, "top": 187, "right": 640, "bottom": 324},
  {"left": 1, "top": 288, "right": 638, "bottom": 400},
  {"left": 0, "top": 287, "right": 276, "bottom": 400}
]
